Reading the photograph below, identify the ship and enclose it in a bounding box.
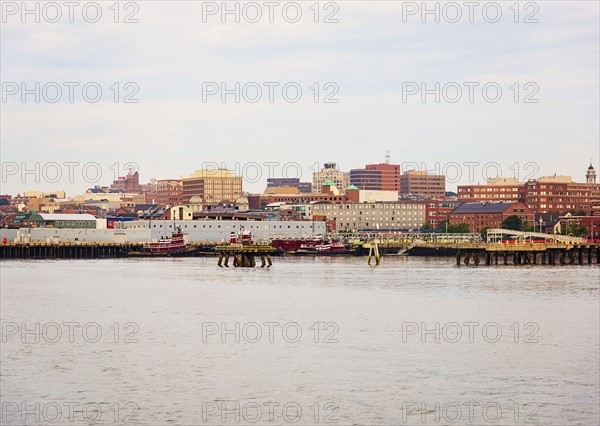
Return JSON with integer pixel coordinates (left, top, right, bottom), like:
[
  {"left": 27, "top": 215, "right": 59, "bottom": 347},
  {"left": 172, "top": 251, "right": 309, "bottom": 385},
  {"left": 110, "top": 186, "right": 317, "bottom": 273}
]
[{"left": 126, "top": 227, "right": 197, "bottom": 257}]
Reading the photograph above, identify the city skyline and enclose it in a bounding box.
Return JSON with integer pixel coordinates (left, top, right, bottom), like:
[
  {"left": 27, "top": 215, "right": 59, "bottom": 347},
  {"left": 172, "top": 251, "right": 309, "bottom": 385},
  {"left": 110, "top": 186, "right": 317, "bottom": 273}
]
[{"left": 1, "top": 158, "right": 598, "bottom": 197}]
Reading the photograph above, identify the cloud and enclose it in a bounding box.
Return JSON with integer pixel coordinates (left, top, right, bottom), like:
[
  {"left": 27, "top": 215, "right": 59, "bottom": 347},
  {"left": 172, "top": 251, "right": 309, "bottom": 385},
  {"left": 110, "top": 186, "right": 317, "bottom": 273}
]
[{"left": 1, "top": 1, "right": 598, "bottom": 195}]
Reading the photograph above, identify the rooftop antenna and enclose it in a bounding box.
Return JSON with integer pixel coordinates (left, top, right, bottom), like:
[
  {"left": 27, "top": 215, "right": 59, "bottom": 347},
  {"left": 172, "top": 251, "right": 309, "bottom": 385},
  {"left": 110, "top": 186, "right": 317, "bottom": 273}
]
[{"left": 385, "top": 150, "right": 390, "bottom": 164}]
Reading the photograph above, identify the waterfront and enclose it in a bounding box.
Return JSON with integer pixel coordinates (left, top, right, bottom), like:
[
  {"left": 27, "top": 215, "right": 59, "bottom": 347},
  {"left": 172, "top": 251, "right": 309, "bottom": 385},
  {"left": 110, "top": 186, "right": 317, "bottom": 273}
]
[{"left": 1, "top": 258, "right": 599, "bottom": 425}]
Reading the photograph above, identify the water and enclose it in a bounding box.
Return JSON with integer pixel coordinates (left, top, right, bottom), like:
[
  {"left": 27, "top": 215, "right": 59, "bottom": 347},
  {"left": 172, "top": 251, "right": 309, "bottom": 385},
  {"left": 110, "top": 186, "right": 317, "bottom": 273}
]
[{"left": 1, "top": 257, "right": 598, "bottom": 425}]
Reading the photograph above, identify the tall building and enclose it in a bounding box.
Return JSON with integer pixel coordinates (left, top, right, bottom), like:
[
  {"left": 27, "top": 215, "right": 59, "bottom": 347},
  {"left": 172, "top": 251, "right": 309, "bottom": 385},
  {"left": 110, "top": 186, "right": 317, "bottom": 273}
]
[
  {"left": 350, "top": 163, "right": 400, "bottom": 191},
  {"left": 157, "top": 179, "right": 183, "bottom": 207},
  {"left": 400, "top": 171, "right": 446, "bottom": 199},
  {"left": 313, "top": 163, "right": 350, "bottom": 193},
  {"left": 181, "top": 169, "right": 243, "bottom": 205}
]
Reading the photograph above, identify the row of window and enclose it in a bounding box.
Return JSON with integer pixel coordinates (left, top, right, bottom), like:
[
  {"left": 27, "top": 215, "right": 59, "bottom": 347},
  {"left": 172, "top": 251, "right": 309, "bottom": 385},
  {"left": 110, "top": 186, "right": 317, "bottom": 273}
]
[{"left": 315, "top": 204, "right": 425, "bottom": 211}]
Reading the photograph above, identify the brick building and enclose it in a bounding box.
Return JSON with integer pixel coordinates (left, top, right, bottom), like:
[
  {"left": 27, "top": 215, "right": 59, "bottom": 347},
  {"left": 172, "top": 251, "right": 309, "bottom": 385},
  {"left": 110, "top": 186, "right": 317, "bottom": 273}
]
[
  {"left": 448, "top": 201, "right": 534, "bottom": 233},
  {"left": 400, "top": 171, "right": 445, "bottom": 199},
  {"left": 425, "top": 199, "right": 462, "bottom": 228},
  {"left": 157, "top": 179, "right": 183, "bottom": 207},
  {"left": 111, "top": 171, "right": 140, "bottom": 192},
  {"left": 458, "top": 168, "right": 600, "bottom": 215},
  {"left": 350, "top": 163, "right": 401, "bottom": 191}
]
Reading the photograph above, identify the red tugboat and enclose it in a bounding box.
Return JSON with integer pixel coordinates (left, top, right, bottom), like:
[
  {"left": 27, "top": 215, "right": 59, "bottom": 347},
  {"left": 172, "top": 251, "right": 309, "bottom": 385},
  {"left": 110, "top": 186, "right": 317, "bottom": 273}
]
[
  {"left": 127, "top": 227, "right": 196, "bottom": 257},
  {"left": 146, "top": 227, "right": 187, "bottom": 254}
]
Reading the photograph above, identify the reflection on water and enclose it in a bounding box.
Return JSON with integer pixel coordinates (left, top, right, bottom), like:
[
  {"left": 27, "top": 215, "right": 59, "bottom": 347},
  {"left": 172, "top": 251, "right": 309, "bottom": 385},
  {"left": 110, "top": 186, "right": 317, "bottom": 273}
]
[{"left": 1, "top": 258, "right": 598, "bottom": 425}]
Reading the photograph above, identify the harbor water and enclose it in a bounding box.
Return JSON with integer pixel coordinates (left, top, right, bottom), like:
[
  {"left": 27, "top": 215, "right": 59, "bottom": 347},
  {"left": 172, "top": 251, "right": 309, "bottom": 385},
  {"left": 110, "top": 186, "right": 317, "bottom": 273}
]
[{"left": 1, "top": 257, "right": 598, "bottom": 425}]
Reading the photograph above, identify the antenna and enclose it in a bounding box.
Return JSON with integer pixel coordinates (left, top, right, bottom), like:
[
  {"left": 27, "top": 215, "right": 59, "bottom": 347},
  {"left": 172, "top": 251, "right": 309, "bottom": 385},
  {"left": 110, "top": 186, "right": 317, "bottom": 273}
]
[{"left": 385, "top": 150, "right": 390, "bottom": 164}]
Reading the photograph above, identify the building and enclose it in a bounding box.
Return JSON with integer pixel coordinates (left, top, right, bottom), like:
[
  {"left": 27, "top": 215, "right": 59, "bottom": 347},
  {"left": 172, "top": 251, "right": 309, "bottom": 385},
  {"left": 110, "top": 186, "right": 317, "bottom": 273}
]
[
  {"left": 157, "top": 179, "right": 183, "bottom": 207},
  {"left": 122, "top": 219, "right": 327, "bottom": 241},
  {"left": 400, "top": 171, "right": 445, "bottom": 199},
  {"left": 457, "top": 178, "right": 522, "bottom": 203},
  {"left": 26, "top": 197, "right": 61, "bottom": 213},
  {"left": 181, "top": 169, "right": 243, "bottom": 205},
  {"left": 313, "top": 163, "right": 350, "bottom": 193},
  {"left": 111, "top": 171, "right": 140, "bottom": 192},
  {"left": 311, "top": 201, "right": 426, "bottom": 231},
  {"left": 522, "top": 175, "right": 600, "bottom": 215},
  {"left": 267, "top": 178, "right": 312, "bottom": 193},
  {"left": 424, "top": 199, "right": 462, "bottom": 228},
  {"left": 457, "top": 165, "right": 600, "bottom": 215},
  {"left": 448, "top": 201, "right": 534, "bottom": 233},
  {"left": 28, "top": 213, "right": 98, "bottom": 229},
  {"left": 350, "top": 163, "right": 401, "bottom": 191},
  {"left": 170, "top": 205, "right": 193, "bottom": 221},
  {"left": 249, "top": 192, "right": 348, "bottom": 209},
  {"left": 23, "top": 190, "right": 66, "bottom": 199},
  {"left": 587, "top": 163, "right": 597, "bottom": 184},
  {"left": 248, "top": 186, "right": 398, "bottom": 210}
]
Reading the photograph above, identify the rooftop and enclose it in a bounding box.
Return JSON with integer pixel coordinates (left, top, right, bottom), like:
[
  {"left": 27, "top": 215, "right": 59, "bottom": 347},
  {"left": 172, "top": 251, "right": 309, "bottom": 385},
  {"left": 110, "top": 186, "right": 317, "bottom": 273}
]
[
  {"left": 29, "top": 213, "right": 97, "bottom": 221},
  {"left": 451, "top": 202, "right": 520, "bottom": 214}
]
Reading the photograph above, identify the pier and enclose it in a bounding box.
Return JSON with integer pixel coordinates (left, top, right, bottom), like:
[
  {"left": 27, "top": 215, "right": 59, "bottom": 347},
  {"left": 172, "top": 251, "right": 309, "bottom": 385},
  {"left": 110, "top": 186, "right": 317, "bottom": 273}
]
[
  {"left": 215, "top": 243, "right": 275, "bottom": 267},
  {"left": 454, "top": 242, "right": 599, "bottom": 266},
  {"left": 0, "top": 241, "right": 141, "bottom": 260}
]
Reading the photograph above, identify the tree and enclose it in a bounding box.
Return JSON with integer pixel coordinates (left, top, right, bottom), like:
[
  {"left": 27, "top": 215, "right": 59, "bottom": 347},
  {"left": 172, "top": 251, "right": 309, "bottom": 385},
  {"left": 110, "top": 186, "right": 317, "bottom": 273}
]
[
  {"left": 480, "top": 227, "right": 489, "bottom": 240},
  {"left": 562, "top": 221, "right": 588, "bottom": 237},
  {"left": 521, "top": 222, "right": 534, "bottom": 232},
  {"left": 450, "top": 222, "right": 470, "bottom": 233},
  {"left": 501, "top": 215, "right": 523, "bottom": 231},
  {"left": 421, "top": 221, "right": 432, "bottom": 230},
  {"left": 438, "top": 220, "right": 470, "bottom": 233}
]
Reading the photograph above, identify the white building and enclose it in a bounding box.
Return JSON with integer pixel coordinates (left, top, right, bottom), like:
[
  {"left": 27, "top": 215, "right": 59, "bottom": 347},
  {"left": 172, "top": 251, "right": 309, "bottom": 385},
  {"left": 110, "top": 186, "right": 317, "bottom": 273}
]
[
  {"left": 312, "top": 163, "right": 350, "bottom": 193},
  {"left": 312, "top": 202, "right": 426, "bottom": 231}
]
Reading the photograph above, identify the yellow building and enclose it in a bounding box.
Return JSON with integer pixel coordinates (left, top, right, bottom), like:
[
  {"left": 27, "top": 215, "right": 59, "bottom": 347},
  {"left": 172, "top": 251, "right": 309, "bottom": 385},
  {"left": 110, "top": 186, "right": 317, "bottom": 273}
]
[
  {"left": 181, "top": 169, "right": 243, "bottom": 205},
  {"left": 24, "top": 190, "right": 66, "bottom": 199}
]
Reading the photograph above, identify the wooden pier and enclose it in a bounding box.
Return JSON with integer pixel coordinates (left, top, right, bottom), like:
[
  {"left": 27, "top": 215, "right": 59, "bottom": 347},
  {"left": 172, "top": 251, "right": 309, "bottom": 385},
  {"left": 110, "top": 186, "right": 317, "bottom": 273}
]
[
  {"left": 0, "top": 242, "right": 141, "bottom": 260},
  {"left": 214, "top": 243, "right": 275, "bottom": 267},
  {"left": 455, "top": 242, "right": 600, "bottom": 266}
]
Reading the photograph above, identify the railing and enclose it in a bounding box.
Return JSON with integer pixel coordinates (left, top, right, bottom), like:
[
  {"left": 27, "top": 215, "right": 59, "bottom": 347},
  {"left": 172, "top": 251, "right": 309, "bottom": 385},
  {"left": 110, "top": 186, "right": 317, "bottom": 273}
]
[{"left": 486, "top": 228, "right": 586, "bottom": 244}]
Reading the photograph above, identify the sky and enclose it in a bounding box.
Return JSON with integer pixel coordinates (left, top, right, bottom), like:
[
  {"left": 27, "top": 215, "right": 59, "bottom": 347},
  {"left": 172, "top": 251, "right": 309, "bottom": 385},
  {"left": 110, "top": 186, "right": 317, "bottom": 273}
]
[{"left": 1, "top": 0, "right": 599, "bottom": 196}]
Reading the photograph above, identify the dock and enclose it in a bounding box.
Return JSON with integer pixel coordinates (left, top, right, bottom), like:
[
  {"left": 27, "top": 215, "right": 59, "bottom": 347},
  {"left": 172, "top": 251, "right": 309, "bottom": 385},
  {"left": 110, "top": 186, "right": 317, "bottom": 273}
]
[
  {"left": 0, "top": 241, "right": 142, "bottom": 260},
  {"left": 214, "top": 243, "right": 275, "bottom": 267}
]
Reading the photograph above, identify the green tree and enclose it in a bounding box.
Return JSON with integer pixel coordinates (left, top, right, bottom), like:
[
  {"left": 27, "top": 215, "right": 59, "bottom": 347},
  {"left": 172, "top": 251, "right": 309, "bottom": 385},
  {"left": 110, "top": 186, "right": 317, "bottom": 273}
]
[
  {"left": 521, "top": 222, "right": 534, "bottom": 232},
  {"left": 438, "top": 220, "right": 469, "bottom": 233},
  {"left": 450, "top": 222, "right": 470, "bottom": 233},
  {"left": 480, "top": 227, "right": 489, "bottom": 240},
  {"left": 421, "top": 221, "right": 432, "bottom": 230},
  {"left": 563, "top": 221, "right": 589, "bottom": 237},
  {"left": 501, "top": 215, "right": 523, "bottom": 231}
]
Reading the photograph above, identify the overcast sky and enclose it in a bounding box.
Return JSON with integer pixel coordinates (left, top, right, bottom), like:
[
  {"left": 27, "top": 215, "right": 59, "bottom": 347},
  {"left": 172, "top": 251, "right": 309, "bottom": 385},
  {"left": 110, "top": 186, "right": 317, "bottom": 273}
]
[{"left": 1, "top": 0, "right": 599, "bottom": 196}]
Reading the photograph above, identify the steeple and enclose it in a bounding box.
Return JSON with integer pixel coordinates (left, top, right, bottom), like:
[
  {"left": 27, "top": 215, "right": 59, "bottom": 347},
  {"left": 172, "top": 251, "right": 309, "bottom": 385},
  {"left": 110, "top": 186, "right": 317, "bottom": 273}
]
[{"left": 586, "top": 161, "right": 596, "bottom": 184}]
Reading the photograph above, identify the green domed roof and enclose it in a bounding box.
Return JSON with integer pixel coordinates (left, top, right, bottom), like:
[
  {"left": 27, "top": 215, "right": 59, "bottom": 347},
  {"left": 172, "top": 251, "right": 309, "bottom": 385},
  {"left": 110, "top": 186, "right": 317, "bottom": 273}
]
[
  {"left": 322, "top": 180, "right": 335, "bottom": 186},
  {"left": 346, "top": 184, "right": 359, "bottom": 190}
]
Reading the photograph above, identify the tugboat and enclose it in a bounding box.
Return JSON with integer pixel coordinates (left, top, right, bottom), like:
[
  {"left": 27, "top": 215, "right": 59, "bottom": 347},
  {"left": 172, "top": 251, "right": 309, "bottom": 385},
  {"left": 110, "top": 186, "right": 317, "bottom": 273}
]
[{"left": 127, "top": 227, "right": 196, "bottom": 257}]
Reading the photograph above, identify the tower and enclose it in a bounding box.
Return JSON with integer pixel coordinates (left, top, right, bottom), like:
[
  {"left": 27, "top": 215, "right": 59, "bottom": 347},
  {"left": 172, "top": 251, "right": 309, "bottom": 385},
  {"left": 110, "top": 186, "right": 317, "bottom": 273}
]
[{"left": 586, "top": 163, "right": 596, "bottom": 184}]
